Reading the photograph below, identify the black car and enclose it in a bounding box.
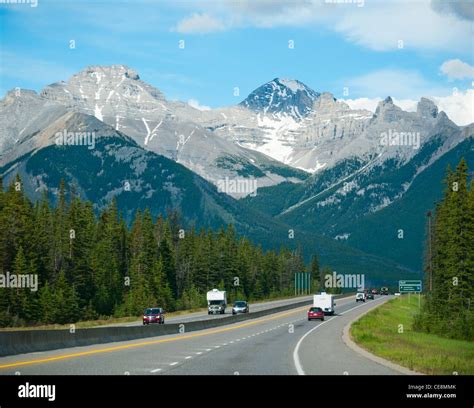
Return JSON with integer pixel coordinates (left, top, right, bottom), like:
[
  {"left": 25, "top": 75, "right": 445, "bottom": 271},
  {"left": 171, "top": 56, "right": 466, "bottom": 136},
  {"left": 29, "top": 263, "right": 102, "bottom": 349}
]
[
  {"left": 367, "top": 293, "right": 374, "bottom": 300},
  {"left": 232, "top": 301, "right": 249, "bottom": 315}
]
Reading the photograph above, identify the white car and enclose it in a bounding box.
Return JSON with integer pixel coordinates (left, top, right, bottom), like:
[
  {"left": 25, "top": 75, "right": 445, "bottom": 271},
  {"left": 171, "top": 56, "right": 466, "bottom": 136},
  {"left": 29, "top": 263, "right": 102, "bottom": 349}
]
[{"left": 356, "top": 292, "right": 366, "bottom": 302}]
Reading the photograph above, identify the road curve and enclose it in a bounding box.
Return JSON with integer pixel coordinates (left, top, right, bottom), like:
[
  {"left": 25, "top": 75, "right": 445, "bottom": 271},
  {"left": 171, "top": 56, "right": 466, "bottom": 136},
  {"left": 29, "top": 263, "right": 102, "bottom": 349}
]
[{"left": 0, "top": 295, "right": 397, "bottom": 375}]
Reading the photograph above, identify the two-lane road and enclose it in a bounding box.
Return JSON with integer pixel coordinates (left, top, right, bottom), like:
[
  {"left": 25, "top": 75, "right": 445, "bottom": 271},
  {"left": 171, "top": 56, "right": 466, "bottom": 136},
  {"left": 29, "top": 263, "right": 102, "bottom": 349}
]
[{"left": 0, "top": 294, "right": 398, "bottom": 375}]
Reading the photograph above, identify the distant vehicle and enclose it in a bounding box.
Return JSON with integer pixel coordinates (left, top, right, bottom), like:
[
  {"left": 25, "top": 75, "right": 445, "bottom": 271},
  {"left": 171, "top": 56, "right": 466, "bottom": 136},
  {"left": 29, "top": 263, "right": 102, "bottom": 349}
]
[
  {"left": 367, "top": 292, "right": 374, "bottom": 300},
  {"left": 207, "top": 289, "right": 227, "bottom": 314},
  {"left": 356, "top": 292, "right": 366, "bottom": 302},
  {"left": 380, "top": 287, "right": 389, "bottom": 295},
  {"left": 371, "top": 288, "right": 378, "bottom": 295},
  {"left": 394, "top": 292, "right": 401, "bottom": 296},
  {"left": 143, "top": 307, "right": 165, "bottom": 325},
  {"left": 307, "top": 307, "right": 325, "bottom": 321},
  {"left": 313, "top": 292, "right": 336, "bottom": 315},
  {"left": 232, "top": 301, "right": 249, "bottom": 315}
]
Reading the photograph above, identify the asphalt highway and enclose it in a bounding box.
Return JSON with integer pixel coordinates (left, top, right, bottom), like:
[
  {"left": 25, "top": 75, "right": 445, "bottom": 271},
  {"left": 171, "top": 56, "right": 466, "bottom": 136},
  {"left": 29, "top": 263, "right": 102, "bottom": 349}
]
[
  {"left": 0, "top": 295, "right": 398, "bottom": 375},
  {"left": 105, "top": 295, "right": 314, "bottom": 327}
]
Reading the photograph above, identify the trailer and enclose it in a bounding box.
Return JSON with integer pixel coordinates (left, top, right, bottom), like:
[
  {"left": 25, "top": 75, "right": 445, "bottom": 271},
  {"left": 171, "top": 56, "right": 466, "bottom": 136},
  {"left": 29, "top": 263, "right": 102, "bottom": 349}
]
[{"left": 313, "top": 292, "right": 336, "bottom": 315}]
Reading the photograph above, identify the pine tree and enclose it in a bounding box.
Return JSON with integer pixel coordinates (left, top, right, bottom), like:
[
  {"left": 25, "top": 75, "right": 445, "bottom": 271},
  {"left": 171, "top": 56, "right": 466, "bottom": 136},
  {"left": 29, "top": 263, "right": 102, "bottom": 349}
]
[
  {"left": 0, "top": 180, "right": 330, "bottom": 326},
  {"left": 39, "top": 282, "right": 57, "bottom": 323},
  {"left": 159, "top": 235, "right": 176, "bottom": 298},
  {"left": 310, "top": 255, "right": 321, "bottom": 291},
  {"left": 54, "top": 270, "right": 80, "bottom": 324},
  {"left": 417, "top": 159, "right": 474, "bottom": 340}
]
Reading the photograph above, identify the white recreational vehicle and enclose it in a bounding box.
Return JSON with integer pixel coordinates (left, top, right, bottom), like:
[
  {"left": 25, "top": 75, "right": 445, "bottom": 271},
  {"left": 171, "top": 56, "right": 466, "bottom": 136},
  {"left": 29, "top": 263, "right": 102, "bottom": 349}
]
[
  {"left": 206, "top": 289, "right": 227, "bottom": 315},
  {"left": 313, "top": 292, "right": 336, "bottom": 315}
]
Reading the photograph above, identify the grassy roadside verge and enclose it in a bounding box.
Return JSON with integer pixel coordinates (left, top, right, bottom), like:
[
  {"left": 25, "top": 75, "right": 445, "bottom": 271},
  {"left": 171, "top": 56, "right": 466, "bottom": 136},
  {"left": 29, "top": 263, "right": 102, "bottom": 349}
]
[{"left": 350, "top": 295, "right": 474, "bottom": 375}]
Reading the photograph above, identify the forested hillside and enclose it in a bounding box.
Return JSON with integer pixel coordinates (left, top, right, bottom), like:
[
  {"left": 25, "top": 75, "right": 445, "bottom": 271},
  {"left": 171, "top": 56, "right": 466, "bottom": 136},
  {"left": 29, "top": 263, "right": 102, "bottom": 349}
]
[{"left": 0, "top": 176, "right": 308, "bottom": 327}]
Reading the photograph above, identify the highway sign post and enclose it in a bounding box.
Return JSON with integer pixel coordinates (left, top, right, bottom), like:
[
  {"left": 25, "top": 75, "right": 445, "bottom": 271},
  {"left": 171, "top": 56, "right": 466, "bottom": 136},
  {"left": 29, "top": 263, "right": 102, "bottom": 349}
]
[
  {"left": 399, "top": 280, "right": 422, "bottom": 293},
  {"left": 294, "top": 272, "right": 311, "bottom": 295}
]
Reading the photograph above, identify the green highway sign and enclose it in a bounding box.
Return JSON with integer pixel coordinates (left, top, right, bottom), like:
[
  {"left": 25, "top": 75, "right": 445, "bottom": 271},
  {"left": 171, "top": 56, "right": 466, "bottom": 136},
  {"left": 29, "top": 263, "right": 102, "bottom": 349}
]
[
  {"left": 399, "top": 280, "right": 422, "bottom": 293},
  {"left": 294, "top": 272, "right": 311, "bottom": 295}
]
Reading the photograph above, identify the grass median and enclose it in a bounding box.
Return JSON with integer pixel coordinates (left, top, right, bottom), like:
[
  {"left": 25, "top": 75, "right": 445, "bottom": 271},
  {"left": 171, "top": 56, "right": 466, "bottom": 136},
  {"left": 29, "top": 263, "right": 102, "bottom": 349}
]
[{"left": 350, "top": 294, "right": 474, "bottom": 375}]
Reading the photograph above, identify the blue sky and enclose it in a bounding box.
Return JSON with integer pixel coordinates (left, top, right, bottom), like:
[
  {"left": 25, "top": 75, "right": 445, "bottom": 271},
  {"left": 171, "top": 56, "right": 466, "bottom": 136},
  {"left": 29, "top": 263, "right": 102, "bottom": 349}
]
[{"left": 0, "top": 0, "right": 473, "bottom": 122}]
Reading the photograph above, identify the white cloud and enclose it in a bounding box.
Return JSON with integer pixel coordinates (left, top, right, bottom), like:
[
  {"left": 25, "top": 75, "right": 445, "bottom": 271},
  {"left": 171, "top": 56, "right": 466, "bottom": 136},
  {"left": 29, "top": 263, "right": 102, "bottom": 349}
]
[
  {"left": 342, "top": 97, "right": 379, "bottom": 112},
  {"left": 440, "top": 59, "right": 474, "bottom": 80},
  {"left": 344, "top": 89, "right": 474, "bottom": 126},
  {"left": 188, "top": 98, "right": 211, "bottom": 111},
  {"left": 344, "top": 97, "right": 417, "bottom": 113},
  {"left": 432, "top": 89, "right": 474, "bottom": 126},
  {"left": 174, "top": 13, "right": 225, "bottom": 34},
  {"left": 344, "top": 68, "right": 447, "bottom": 100},
  {"left": 174, "top": 0, "right": 472, "bottom": 53},
  {"left": 334, "top": 1, "right": 472, "bottom": 52},
  {"left": 226, "top": 0, "right": 329, "bottom": 28},
  {"left": 431, "top": 0, "right": 474, "bottom": 22}
]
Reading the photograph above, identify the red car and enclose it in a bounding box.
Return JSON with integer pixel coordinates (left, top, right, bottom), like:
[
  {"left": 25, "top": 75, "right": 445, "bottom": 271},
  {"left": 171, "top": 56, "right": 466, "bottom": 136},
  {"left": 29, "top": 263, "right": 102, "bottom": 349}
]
[
  {"left": 371, "top": 288, "right": 378, "bottom": 295},
  {"left": 143, "top": 307, "right": 165, "bottom": 325},
  {"left": 307, "top": 307, "right": 325, "bottom": 321}
]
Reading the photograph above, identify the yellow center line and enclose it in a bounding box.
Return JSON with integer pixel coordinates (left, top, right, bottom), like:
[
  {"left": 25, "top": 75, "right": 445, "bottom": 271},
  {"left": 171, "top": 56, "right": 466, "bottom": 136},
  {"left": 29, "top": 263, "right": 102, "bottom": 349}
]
[{"left": 0, "top": 305, "right": 309, "bottom": 370}]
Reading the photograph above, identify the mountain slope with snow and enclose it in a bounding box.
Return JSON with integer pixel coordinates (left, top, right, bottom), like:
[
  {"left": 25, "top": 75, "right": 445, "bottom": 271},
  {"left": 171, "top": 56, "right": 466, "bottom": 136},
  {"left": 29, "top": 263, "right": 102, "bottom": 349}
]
[
  {"left": 32, "top": 65, "right": 309, "bottom": 197},
  {"left": 1, "top": 64, "right": 471, "bottom": 277}
]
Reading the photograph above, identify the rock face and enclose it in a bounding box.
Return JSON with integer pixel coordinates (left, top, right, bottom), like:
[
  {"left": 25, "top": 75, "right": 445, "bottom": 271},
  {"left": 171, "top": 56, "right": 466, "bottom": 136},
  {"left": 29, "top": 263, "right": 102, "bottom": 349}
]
[
  {"left": 198, "top": 79, "right": 459, "bottom": 178},
  {"left": 4, "top": 65, "right": 463, "bottom": 184},
  {"left": 2, "top": 66, "right": 308, "bottom": 197},
  {"left": 0, "top": 89, "right": 67, "bottom": 164}
]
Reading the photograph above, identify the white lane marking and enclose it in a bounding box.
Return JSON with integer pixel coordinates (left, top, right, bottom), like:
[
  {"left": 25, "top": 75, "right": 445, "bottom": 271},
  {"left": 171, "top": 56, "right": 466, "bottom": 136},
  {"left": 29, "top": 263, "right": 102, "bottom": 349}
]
[
  {"left": 205, "top": 349, "right": 211, "bottom": 351},
  {"left": 293, "top": 298, "right": 387, "bottom": 375},
  {"left": 151, "top": 368, "right": 162, "bottom": 373},
  {"left": 214, "top": 346, "right": 220, "bottom": 348},
  {"left": 195, "top": 352, "right": 202, "bottom": 355},
  {"left": 222, "top": 343, "right": 228, "bottom": 346},
  {"left": 169, "top": 362, "right": 178, "bottom": 366},
  {"left": 185, "top": 356, "right": 192, "bottom": 360}
]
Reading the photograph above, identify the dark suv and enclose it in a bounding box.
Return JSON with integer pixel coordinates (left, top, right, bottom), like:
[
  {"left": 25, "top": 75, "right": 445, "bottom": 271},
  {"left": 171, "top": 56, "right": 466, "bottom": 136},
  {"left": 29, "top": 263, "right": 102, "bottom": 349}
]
[{"left": 143, "top": 307, "right": 165, "bottom": 325}]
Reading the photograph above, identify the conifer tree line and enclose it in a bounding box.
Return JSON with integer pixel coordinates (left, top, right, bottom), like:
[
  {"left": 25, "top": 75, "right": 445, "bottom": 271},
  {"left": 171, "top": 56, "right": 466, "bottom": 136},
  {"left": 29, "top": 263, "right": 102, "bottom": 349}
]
[
  {"left": 0, "top": 175, "right": 313, "bottom": 327},
  {"left": 415, "top": 159, "right": 474, "bottom": 341}
]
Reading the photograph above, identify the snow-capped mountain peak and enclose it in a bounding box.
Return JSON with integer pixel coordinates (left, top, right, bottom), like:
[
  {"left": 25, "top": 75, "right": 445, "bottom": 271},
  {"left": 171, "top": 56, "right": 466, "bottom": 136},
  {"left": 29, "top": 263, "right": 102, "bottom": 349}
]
[{"left": 240, "top": 77, "right": 320, "bottom": 120}]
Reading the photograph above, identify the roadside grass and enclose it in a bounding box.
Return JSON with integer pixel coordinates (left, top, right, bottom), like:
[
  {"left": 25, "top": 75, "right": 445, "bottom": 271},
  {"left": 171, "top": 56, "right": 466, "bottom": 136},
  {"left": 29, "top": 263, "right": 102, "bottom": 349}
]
[{"left": 351, "top": 294, "right": 474, "bottom": 375}]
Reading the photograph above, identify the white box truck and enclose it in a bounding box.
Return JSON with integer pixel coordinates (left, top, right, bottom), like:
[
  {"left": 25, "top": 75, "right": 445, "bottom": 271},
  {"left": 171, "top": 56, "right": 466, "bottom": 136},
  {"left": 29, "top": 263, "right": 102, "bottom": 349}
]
[
  {"left": 313, "top": 292, "right": 336, "bottom": 315},
  {"left": 207, "top": 289, "right": 227, "bottom": 315}
]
